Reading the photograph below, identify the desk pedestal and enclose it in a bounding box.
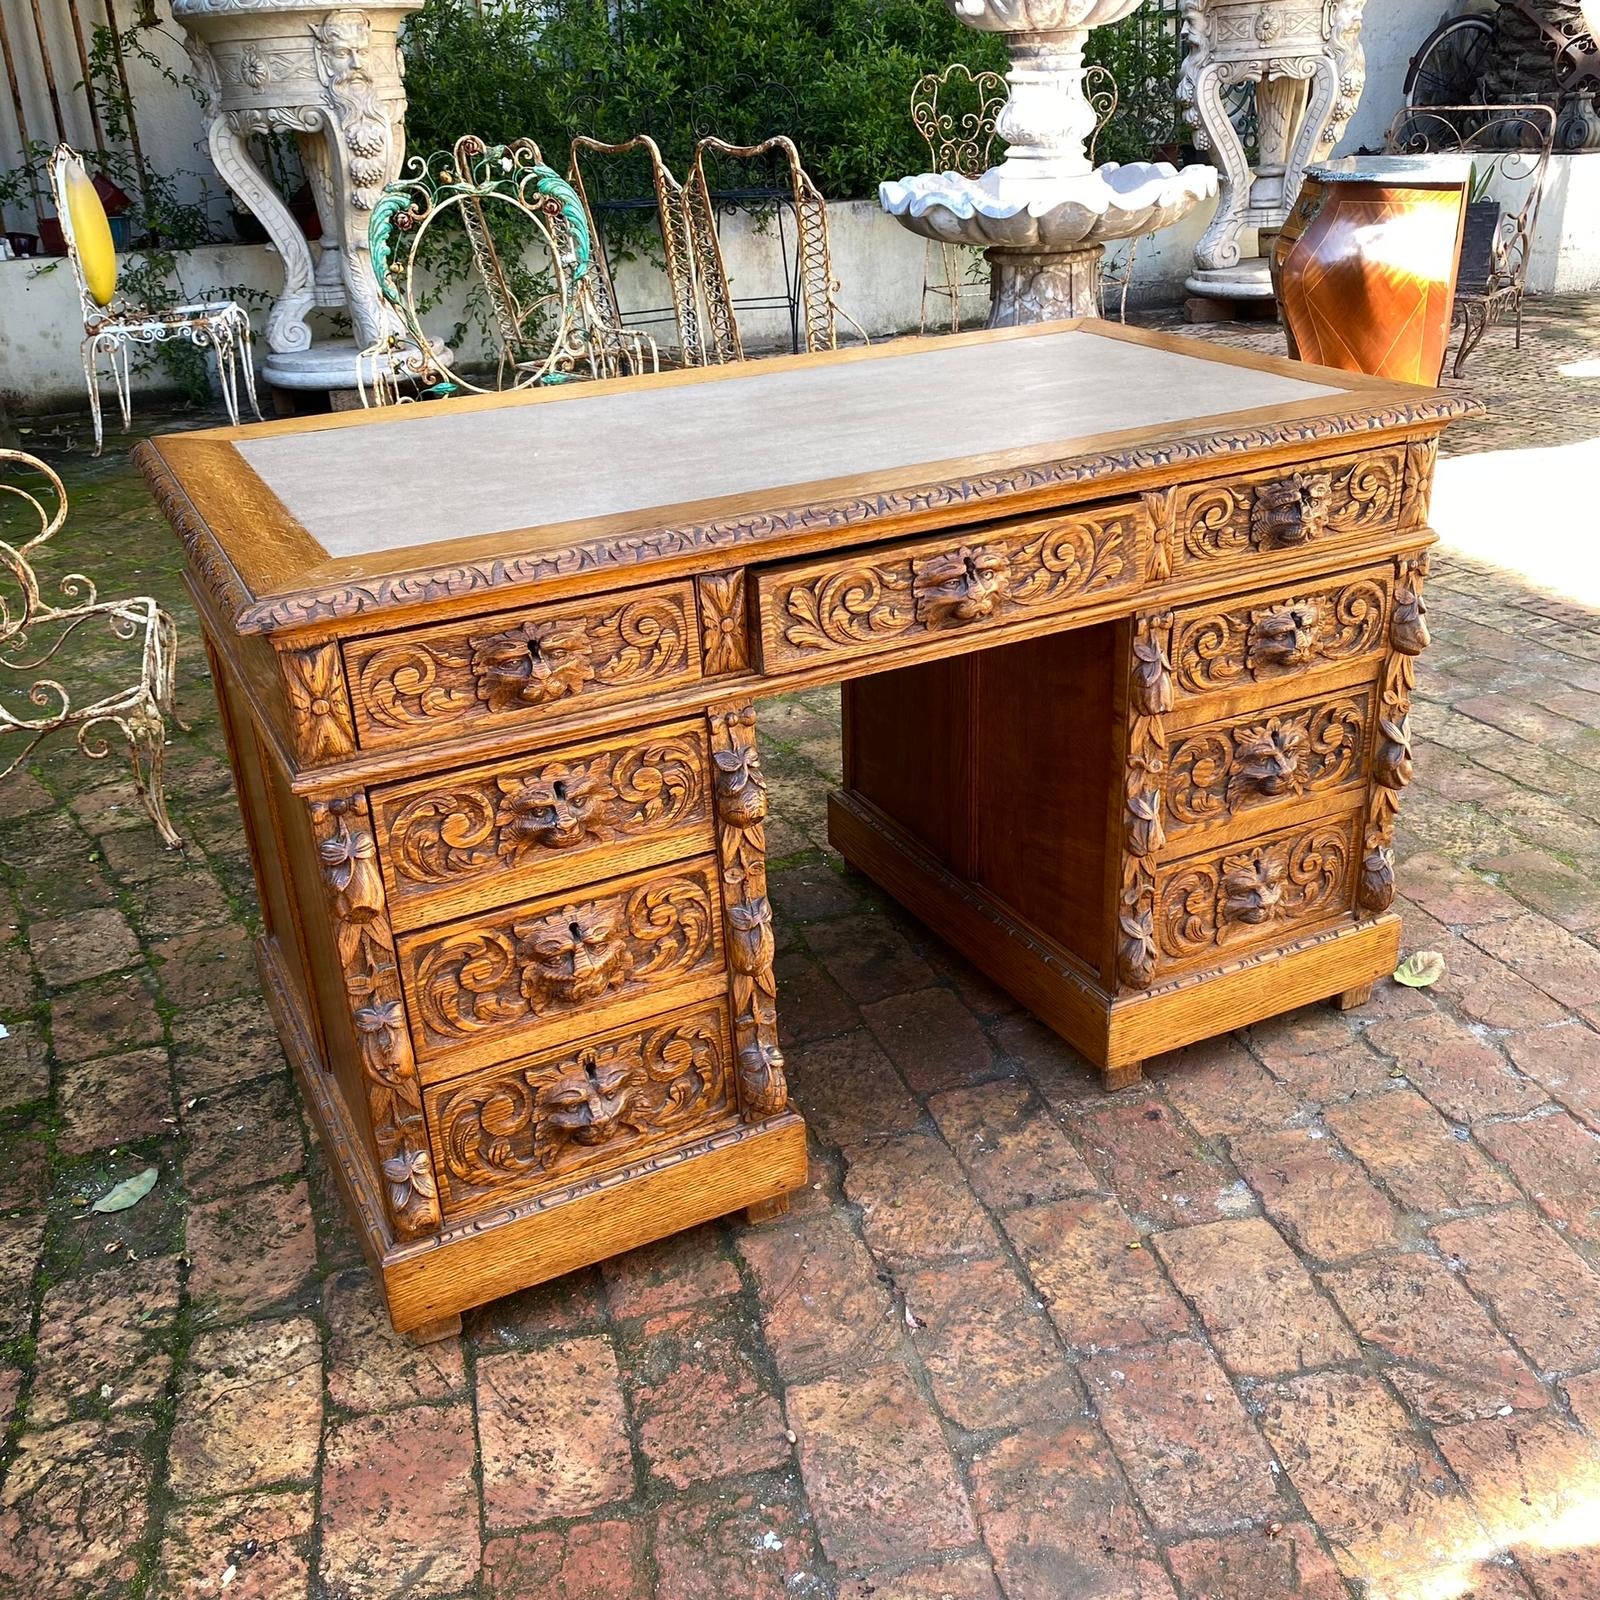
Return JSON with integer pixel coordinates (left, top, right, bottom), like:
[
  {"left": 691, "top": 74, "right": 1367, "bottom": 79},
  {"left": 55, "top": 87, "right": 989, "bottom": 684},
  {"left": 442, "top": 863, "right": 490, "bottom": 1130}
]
[{"left": 834, "top": 620, "right": 1403, "bottom": 1087}]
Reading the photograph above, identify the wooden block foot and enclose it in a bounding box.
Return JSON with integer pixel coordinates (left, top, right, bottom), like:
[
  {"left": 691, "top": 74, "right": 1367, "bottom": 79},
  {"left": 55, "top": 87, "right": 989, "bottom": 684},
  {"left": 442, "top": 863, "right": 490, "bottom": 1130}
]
[
  {"left": 745, "top": 1194, "right": 791, "bottom": 1225},
  {"left": 1333, "top": 981, "right": 1375, "bottom": 1012},
  {"left": 1103, "top": 1061, "right": 1144, "bottom": 1092},
  {"left": 405, "top": 1312, "right": 463, "bottom": 1345}
]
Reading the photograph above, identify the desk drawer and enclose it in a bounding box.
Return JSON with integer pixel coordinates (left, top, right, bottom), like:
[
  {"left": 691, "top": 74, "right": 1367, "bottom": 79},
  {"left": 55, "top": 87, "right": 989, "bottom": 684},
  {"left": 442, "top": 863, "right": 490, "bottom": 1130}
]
[
  {"left": 424, "top": 997, "right": 741, "bottom": 1221},
  {"left": 397, "top": 856, "right": 726, "bottom": 1079},
  {"left": 755, "top": 501, "right": 1147, "bottom": 674},
  {"left": 344, "top": 581, "right": 702, "bottom": 750},
  {"left": 1165, "top": 445, "right": 1407, "bottom": 577},
  {"left": 1148, "top": 809, "right": 1363, "bottom": 981},
  {"left": 370, "top": 719, "right": 715, "bottom": 932},
  {"left": 1168, "top": 564, "right": 1392, "bottom": 716},
  {"left": 1161, "top": 683, "right": 1376, "bottom": 848}
]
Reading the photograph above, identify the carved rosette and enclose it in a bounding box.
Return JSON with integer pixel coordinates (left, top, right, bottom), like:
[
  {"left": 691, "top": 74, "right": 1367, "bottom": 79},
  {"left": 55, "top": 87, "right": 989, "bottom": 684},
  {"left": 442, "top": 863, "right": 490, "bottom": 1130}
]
[
  {"left": 1118, "top": 612, "right": 1174, "bottom": 991},
  {"left": 308, "top": 793, "right": 440, "bottom": 1239},
  {"left": 1359, "top": 554, "right": 1429, "bottom": 914},
  {"left": 709, "top": 705, "right": 787, "bottom": 1119},
  {"left": 280, "top": 641, "right": 356, "bottom": 762},
  {"left": 697, "top": 571, "right": 750, "bottom": 676}
]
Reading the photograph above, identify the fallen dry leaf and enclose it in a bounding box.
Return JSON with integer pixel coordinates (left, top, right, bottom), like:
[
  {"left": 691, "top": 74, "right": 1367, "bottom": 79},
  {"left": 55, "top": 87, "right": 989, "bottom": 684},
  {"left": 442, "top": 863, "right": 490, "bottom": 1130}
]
[{"left": 1393, "top": 950, "right": 1446, "bottom": 989}]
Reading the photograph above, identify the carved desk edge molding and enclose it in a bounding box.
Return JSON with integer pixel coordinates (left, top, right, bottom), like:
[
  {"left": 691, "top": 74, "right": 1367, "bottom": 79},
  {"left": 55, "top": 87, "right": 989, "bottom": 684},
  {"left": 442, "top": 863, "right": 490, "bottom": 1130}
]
[
  {"left": 134, "top": 439, "right": 256, "bottom": 626},
  {"left": 144, "top": 396, "right": 1479, "bottom": 640}
]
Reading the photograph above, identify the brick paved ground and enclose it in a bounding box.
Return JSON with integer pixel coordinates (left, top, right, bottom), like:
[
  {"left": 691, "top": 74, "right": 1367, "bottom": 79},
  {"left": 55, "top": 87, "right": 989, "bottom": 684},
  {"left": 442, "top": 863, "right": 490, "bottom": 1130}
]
[{"left": 2, "top": 296, "right": 1600, "bottom": 1600}]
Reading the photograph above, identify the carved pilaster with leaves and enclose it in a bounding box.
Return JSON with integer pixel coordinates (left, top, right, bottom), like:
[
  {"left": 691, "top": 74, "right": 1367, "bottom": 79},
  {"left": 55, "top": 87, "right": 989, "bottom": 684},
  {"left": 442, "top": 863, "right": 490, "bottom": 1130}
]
[
  {"left": 280, "top": 641, "right": 357, "bottom": 764},
  {"left": 709, "top": 704, "right": 787, "bottom": 1119},
  {"left": 308, "top": 794, "right": 440, "bottom": 1240},
  {"left": 1359, "top": 554, "right": 1430, "bottom": 914},
  {"left": 697, "top": 571, "right": 750, "bottom": 677},
  {"left": 1118, "top": 612, "right": 1173, "bottom": 991},
  {"left": 1400, "top": 436, "right": 1440, "bottom": 530},
  {"left": 1142, "top": 488, "right": 1176, "bottom": 584}
]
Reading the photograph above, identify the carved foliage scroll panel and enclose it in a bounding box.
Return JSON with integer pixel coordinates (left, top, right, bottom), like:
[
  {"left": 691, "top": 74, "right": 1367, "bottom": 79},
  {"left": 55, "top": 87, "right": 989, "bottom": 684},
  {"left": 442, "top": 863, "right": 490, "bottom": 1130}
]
[
  {"left": 1152, "top": 812, "right": 1363, "bottom": 976},
  {"left": 1172, "top": 447, "right": 1407, "bottom": 568},
  {"left": 757, "top": 501, "right": 1147, "bottom": 672},
  {"left": 1163, "top": 687, "right": 1374, "bottom": 840},
  {"left": 343, "top": 580, "right": 702, "bottom": 749},
  {"left": 370, "top": 719, "right": 715, "bottom": 927},
  {"left": 1170, "top": 568, "right": 1392, "bottom": 704},
  {"left": 424, "top": 1000, "right": 740, "bottom": 1217},
  {"left": 397, "top": 857, "right": 725, "bottom": 1071}
]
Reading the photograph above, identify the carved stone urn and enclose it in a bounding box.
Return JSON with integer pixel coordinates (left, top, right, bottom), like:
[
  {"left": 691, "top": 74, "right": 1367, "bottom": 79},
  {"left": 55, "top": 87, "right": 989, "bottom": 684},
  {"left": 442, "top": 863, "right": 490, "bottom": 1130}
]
[
  {"left": 175, "top": 0, "right": 419, "bottom": 391},
  {"left": 1177, "top": 0, "right": 1368, "bottom": 302},
  {"left": 880, "top": 0, "right": 1217, "bottom": 323}
]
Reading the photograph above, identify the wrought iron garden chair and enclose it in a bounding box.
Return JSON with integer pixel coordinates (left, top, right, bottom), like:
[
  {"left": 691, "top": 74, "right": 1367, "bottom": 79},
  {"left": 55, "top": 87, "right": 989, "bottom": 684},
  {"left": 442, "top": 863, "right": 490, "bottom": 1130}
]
[
  {"left": 567, "top": 135, "right": 704, "bottom": 366},
  {"left": 1, "top": 449, "right": 182, "bottom": 847},
  {"left": 1384, "top": 103, "right": 1557, "bottom": 377},
  {"left": 910, "top": 63, "right": 1007, "bottom": 334},
  {"left": 48, "top": 144, "right": 259, "bottom": 456},
  {"left": 362, "top": 135, "right": 656, "bottom": 405},
  {"left": 685, "top": 135, "right": 867, "bottom": 362}
]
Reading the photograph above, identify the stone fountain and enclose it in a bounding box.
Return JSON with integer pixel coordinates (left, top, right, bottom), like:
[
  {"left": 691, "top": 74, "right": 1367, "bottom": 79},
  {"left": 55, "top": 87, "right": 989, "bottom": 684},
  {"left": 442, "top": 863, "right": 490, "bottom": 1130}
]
[{"left": 881, "top": 0, "right": 1218, "bottom": 323}]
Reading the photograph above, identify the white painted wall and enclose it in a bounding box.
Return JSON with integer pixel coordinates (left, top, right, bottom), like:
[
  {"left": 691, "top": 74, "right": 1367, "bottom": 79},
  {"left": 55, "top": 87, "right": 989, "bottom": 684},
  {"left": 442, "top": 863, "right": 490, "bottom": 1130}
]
[{"left": 0, "top": 193, "right": 1231, "bottom": 410}]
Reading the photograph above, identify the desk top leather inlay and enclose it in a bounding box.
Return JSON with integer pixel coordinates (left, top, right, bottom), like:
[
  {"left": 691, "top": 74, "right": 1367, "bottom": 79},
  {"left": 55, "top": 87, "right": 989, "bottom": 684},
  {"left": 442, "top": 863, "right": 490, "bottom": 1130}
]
[{"left": 135, "top": 321, "right": 1474, "bottom": 639}]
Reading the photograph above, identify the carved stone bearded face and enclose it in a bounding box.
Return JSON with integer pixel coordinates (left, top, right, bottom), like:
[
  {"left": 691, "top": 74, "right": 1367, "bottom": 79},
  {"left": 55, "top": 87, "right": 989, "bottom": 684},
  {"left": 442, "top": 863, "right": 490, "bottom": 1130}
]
[{"left": 516, "top": 903, "right": 631, "bottom": 1006}]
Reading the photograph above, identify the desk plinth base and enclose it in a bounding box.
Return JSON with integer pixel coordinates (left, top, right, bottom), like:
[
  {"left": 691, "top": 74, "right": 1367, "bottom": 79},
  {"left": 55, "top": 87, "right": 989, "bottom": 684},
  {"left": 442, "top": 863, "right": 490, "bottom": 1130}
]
[
  {"left": 829, "top": 790, "right": 1400, "bottom": 1088},
  {"left": 255, "top": 936, "right": 808, "bottom": 1334}
]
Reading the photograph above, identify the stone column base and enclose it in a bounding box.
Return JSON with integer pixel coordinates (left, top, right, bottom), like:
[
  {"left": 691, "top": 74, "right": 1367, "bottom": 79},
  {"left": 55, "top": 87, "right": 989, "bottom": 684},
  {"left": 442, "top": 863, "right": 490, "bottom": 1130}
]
[{"left": 986, "top": 243, "right": 1105, "bottom": 325}]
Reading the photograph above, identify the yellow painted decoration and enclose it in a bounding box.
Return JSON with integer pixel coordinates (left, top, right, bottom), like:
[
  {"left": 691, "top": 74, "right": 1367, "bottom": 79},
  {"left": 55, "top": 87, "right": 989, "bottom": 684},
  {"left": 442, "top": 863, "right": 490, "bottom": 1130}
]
[{"left": 64, "top": 162, "right": 117, "bottom": 307}]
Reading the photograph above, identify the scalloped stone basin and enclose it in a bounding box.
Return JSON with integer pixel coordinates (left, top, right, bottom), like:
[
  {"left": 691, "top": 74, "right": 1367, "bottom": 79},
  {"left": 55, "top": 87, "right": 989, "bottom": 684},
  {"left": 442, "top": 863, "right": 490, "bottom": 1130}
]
[{"left": 880, "top": 161, "right": 1218, "bottom": 252}]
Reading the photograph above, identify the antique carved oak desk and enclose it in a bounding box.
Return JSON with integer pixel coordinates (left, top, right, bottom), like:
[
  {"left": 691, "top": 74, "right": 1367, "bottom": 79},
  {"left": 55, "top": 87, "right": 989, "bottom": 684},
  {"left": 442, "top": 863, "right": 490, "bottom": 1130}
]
[{"left": 137, "top": 322, "right": 1474, "bottom": 1334}]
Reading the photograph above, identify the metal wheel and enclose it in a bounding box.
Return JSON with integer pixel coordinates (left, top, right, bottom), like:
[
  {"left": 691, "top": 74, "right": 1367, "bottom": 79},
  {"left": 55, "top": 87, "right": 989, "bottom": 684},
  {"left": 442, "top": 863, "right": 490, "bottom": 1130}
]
[{"left": 1405, "top": 13, "right": 1495, "bottom": 106}]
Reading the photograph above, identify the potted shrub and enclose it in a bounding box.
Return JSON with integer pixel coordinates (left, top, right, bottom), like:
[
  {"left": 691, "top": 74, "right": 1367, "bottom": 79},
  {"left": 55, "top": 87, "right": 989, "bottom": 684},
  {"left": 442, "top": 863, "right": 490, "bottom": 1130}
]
[{"left": 1459, "top": 160, "right": 1503, "bottom": 290}]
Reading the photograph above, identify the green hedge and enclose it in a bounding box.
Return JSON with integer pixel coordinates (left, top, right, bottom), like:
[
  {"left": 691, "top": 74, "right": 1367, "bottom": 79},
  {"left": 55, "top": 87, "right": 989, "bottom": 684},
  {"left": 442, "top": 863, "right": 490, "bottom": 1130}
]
[{"left": 400, "top": 0, "right": 1184, "bottom": 197}]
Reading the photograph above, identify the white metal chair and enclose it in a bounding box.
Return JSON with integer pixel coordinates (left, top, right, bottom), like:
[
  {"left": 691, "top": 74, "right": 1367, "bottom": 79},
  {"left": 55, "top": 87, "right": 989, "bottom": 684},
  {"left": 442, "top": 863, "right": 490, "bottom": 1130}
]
[
  {"left": 48, "top": 145, "right": 259, "bottom": 455},
  {"left": 1, "top": 449, "right": 182, "bottom": 847}
]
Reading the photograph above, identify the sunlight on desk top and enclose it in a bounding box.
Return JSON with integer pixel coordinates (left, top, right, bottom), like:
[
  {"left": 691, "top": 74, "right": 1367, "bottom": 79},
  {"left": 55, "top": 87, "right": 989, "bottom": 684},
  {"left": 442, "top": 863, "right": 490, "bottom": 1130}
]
[{"left": 237, "top": 329, "right": 1344, "bottom": 560}]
